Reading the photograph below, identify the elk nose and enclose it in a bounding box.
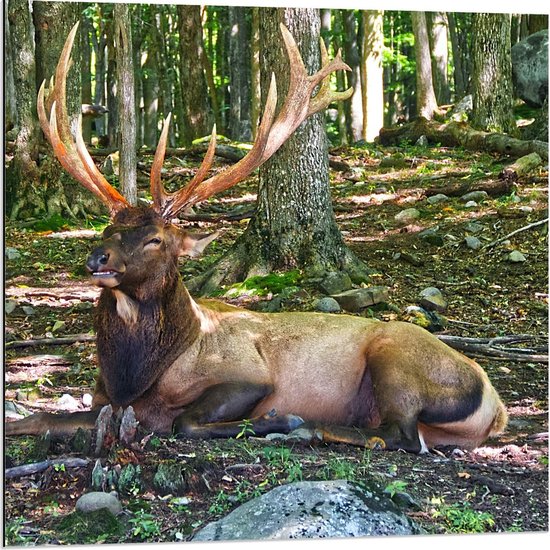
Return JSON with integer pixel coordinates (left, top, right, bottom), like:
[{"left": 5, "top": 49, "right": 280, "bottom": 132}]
[{"left": 86, "top": 248, "right": 110, "bottom": 272}]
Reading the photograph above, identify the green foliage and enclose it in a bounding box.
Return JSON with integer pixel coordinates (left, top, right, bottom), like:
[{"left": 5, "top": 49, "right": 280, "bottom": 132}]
[
  {"left": 223, "top": 270, "right": 302, "bottom": 298},
  {"left": 32, "top": 214, "right": 72, "bottom": 232},
  {"left": 128, "top": 509, "right": 162, "bottom": 541},
  {"left": 431, "top": 499, "right": 495, "bottom": 533},
  {"left": 263, "top": 445, "right": 303, "bottom": 482},
  {"left": 4, "top": 517, "right": 28, "bottom": 546},
  {"left": 235, "top": 418, "right": 255, "bottom": 439},
  {"left": 384, "top": 479, "right": 408, "bottom": 498}
]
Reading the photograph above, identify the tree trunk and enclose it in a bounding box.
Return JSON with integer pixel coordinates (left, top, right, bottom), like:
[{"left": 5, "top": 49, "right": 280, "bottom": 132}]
[
  {"left": 176, "top": 4, "right": 210, "bottom": 146},
  {"left": 114, "top": 3, "right": 137, "bottom": 205},
  {"left": 250, "top": 7, "right": 261, "bottom": 140},
  {"left": 361, "top": 10, "right": 384, "bottom": 142},
  {"left": 4, "top": 0, "right": 17, "bottom": 131},
  {"left": 332, "top": 10, "right": 348, "bottom": 145},
  {"left": 427, "top": 12, "right": 450, "bottom": 105},
  {"left": 228, "top": 6, "right": 252, "bottom": 141},
  {"left": 142, "top": 10, "right": 160, "bottom": 148},
  {"left": 189, "top": 7, "right": 369, "bottom": 295},
  {"left": 471, "top": 13, "right": 516, "bottom": 135},
  {"left": 90, "top": 7, "right": 107, "bottom": 138},
  {"left": 81, "top": 14, "right": 93, "bottom": 144},
  {"left": 447, "top": 13, "right": 468, "bottom": 97},
  {"left": 343, "top": 10, "right": 363, "bottom": 142},
  {"left": 200, "top": 7, "right": 221, "bottom": 131},
  {"left": 106, "top": 17, "right": 118, "bottom": 148},
  {"left": 411, "top": 11, "right": 439, "bottom": 119},
  {"left": 5, "top": 0, "right": 41, "bottom": 219}
]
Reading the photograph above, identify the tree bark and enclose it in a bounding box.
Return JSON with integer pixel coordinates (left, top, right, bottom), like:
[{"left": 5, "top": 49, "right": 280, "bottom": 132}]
[
  {"left": 427, "top": 12, "right": 450, "bottom": 105},
  {"left": 411, "top": 11, "right": 439, "bottom": 119},
  {"left": 361, "top": 10, "right": 384, "bottom": 142},
  {"left": 189, "top": 7, "right": 369, "bottom": 295},
  {"left": 142, "top": 10, "right": 160, "bottom": 148},
  {"left": 343, "top": 10, "right": 363, "bottom": 142},
  {"left": 471, "top": 13, "right": 516, "bottom": 135},
  {"left": 177, "top": 4, "right": 210, "bottom": 146},
  {"left": 4, "top": 0, "right": 17, "bottom": 131},
  {"left": 114, "top": 3, "right": 137, "bottom": 205},
  {"left": 228, "top": 7, "right": 252, "bottom": 141},
  {"left": 447, "top": 13, "right": 468, "bottom": 97},
  {"left": 250, "top": 7, "right": 261, "bottom": 140},
  {"left": 81, "top": 14, "right": 93, "bottom": 144}
]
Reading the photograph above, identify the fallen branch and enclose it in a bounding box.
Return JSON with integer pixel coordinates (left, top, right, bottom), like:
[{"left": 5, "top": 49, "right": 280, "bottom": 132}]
[
  {"left": 437, "top": 334, "right": 547, "bottom": 363},
  {"left": 5, "top": 457, "right": 90, "bottom": 479},
  {"left": 5, "top": 334, "right": 96, "bottom": 350},
  {"left": 482, "top": 217, "right": 548, "bottom": 250},
  {"left": 379, "top": 117, "right": 548, "bottom": 160},
  {"left": 425, "top": 178, "right": 515, "bottom": 198},
  {"left": 499, "top": 153, "right": 543, "bottom": 182}
]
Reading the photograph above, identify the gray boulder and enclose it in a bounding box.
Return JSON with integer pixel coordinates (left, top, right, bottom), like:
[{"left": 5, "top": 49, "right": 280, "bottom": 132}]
[
  {"left": 419, "top": 287, "right": 447, "bottom": 312},
  {"left": 314, "top": 297, "right": 341, "bottom": 313},
  {"left": 331, "top": 286, "right": 389, "bottom": 312},
  {"left": 511, "top": 30, "right": 548, "bottom": 107},
  {"left": 192, "top": 480, "right": 423, "bottom": 541},
  {"left": 75, "top": 492, "right": 122, "bottom": 516}
]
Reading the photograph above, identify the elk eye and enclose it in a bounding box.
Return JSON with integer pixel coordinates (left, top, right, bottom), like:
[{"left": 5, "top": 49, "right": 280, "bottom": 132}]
[{"left": 145, "top": 237, "right": 162, "bottom": 247}]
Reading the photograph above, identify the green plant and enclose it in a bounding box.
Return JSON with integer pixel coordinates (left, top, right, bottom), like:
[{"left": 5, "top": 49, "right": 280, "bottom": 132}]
[
  {"left": 222, "top": 270, "right": 302, "bottom": 298},
  {"left": 208, "top": 490, "right": 232, "bottom": 516},
  {"left": 236, "top": 418, "right": 255, "bottom": 439},
  {"left": 384, "top": 479, "right": 408, "bottom": 498},
  {"left": 322, "top": 457, "right": 358, "bottom": 480},
  {"left": 263, "top": 445, "right": 303, "bottom": 482},
  {"left": 432, "top": 501, "right": 495, "bottom": 533},
  {"left": 128, "top": 509, "right": 161, "bottom": 540},
  {"left": 4, "top": 517, "right": 27, "bottom": 546}
]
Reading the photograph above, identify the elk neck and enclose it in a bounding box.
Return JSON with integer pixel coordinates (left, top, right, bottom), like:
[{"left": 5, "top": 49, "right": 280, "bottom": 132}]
[{"left": 94, "top": 265, "right": 203, "bottom": 408}]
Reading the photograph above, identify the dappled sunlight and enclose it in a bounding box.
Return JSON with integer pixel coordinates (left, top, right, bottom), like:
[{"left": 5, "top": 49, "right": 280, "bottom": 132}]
[{"left": 5, "top": 281, "right": 99, "bottom": 309}]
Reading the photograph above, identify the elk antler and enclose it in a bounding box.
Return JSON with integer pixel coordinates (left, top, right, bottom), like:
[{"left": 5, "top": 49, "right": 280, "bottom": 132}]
[
  {"left": 152, "top": 23, "right": 353, "bottom": 220},
  {"left": 37, "top": 22, "right": 129, "bottom": 216}
]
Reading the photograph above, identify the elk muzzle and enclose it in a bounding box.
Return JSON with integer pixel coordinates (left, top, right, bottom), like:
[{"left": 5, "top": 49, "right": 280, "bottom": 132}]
[{"left": 86, "top": 244, "right": 126, "bottom": 288}]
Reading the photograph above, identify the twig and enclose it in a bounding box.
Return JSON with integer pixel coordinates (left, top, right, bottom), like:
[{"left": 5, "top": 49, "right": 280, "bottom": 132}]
[
  {"left": 5, "top": 457, "right": 90, "bottom": 479},
  {"left": 482, "top": 217, "right": 548, "bottom": 250},
  {"left": 5, "top": 334, "right": 96, "bottom": 350}
]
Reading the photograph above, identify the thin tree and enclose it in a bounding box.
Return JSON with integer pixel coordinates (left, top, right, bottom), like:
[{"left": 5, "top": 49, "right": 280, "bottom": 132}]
[
  {"left": 361, "top": 10, "right": 384, "bottom": 142},
  {"left": 411, "top": 11, "right": 439, "bottom": 119},
  {"left": 191, "top": 7, "right": 368, "bottom": 294},
  {"left": 471, "top": 13, "right": 516, "bottom": 135},
  {"left": 114, "top": 3, "right": 137, "bottom": 205},
  {"left": 427, "top": 12, "right": 450, "bottom": 105},
  {"left": 343, "top": 10, "right": 363, "bottom": 142}
]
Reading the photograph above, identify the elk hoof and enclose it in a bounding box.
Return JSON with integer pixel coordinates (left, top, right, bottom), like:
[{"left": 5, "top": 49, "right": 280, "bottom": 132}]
[{"left": 365, "top": 436, "right": 386, "bottom": 450}]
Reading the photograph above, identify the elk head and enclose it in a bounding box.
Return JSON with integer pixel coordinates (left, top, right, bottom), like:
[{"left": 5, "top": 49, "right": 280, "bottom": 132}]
[{"left": 38, "top": 21, "right": 353, "bottom": 292}]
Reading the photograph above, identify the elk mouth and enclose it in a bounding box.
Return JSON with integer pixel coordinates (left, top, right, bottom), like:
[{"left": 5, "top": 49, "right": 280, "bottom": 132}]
[{"left": 88, "top": 268, "right": 124, "bottom": 288}]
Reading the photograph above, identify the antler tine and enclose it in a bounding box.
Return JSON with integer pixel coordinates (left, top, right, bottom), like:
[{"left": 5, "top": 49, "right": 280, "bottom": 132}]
[
  {"left": 150, "top": 113, "right": 172, "bottom": 213},
  {"left": 157, "top": 23, "right": 352, "bottom": 219},
  {"left": 38, "top": 22, "right": 129, "bottom": 216}
]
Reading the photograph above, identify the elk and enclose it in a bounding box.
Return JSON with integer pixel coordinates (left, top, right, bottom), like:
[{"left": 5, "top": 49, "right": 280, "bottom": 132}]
[{"left": 5, "top": 23, "right": 508, "bottom": 453}]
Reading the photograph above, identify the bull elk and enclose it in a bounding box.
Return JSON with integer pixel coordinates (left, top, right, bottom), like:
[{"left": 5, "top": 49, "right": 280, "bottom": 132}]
[{"left": 5, "top": 23, "right": 508, "bottom": 453}]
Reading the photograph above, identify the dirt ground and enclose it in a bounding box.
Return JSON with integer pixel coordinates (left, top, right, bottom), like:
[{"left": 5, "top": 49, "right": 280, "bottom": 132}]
[{"left": 3, "top": 142, "right": 548, "bottom": 544}]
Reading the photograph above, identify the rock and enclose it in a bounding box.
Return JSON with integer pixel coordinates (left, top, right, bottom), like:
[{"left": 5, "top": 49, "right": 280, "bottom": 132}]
[
  {"left": 426, "top": 194, "right": 449, "bottom": 205},
  {"left": 75, "top": 492, "right": 122, "bottom": 516},
  {"left": 418, "top": 227, "right": 444, "bottom": 247},
  {"left": 5, "top": 247, "right": 20, "bottom": 260},
  {"left": 153, "top": 463, "right": 188, "bottom": 496},
  {"left": 4, "top": 401, "right": 31, "bottom": 420},
  {"left": 449, "top": 94, "right": 473, "bottom": 121},
  {"left": 21, "top": 305, "right": 35, "bottom": 315},
  {"left": 511, "top": 29, "right": 548, "bottom": 107},
  {"left": 460, "top": 190, "right": 488, "bottom": 203},
  {"left": 508, "top": 250, "right": 527, "bottom": 263},
  {"left": 314, "top": 297, "right": 341, "bottom": 313},
  {"left": 394, "top": 208, "right": 421, "bottom": 226},
  {"left": 464, "top": 236, "right": 482, "bottom": 250},
  {"left": 285, "top": 427, "right": 321, "bottom": 445},
  {"left": 415, "top": 135, "right": 428, "bottom": 146},
  {"left": 82, "top": 393, "right": 94, "bottom": 407},
  {"left": 331, "top": 286, "right": 389, "bottom": 312},
  {"left": 403, "top": 306, "right": 447, "bottom": 332},
  {"left": 464, "top": 201, "right": 478, "bottom": 208},
  {"left": 318, "top": 271, "right": 352, "bottom": 295},
  {"left": 393, "top": 252, "right": 424, "bottom": 266},
  {"left": 117, "top": 464, "right": 142, "bottom": 496},
  {"left": 419, "top": 287, "right": 447, "bottom": 312},
  {"left": 465, "top": 221, "right": 484, "bottom": 234},
  {"left": 192, "top": 480, "right": 424, "bottom": 541},
  {"left": 5, "top": 300, "right": 17, "bottom": 315},
  {"left": 57, "top": 394, "right": 80, "bottom": 411}
]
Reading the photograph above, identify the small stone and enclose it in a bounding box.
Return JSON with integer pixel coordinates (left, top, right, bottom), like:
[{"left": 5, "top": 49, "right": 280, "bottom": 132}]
[
  {"left": 318, "top": 271, "right": 352, "bottom": 295},
  {"left": 21, "top": 305, "right": 35, "bottom": 315},
  {"left": 415, "top": 135, "right": 428, "bottom": 146},
  {"left": 518, "top": 206, "right": 534, "bottom": 213},
  {"left": 286, "top": 427, "right": 321, "bottom": 444},
  {"left": 464, "top": 236, "right": 482, "bottom": 250},
  {"left": 426, "top": 194, "right": 449, "bottom": 205},
  {"left": 82, "top": 393, "right": 93, "bottom": 407},
  {"left": 403, "top": 306, "right": 447, "bottom": 332},
  {"left": 5, "top": 300, "right": 17, "bottom": 315},
  {"left": 75, "top": 492, "right": 123, "bottom": 516},
  {"left": 4, "top": 401, "right": 31, "bottom": 420},
  {"left": 57, "top": 394, "right": 79, "bottom": 411},
  {"left": 465, "top": 222, "right": 484, "bottom": 234},
  {"left": 5, "top": 247, "right": 20, "bottom": 260},
  {"left": 418, "top": 227, "right": 444, "bottom": 247},
  {"left": 419, "top": 287, "right": 447, "bottom": 312},
  {"left": 394, "top": 208, "right": 421, "bottom": 226},
  {"left": 314, "top": 297, "right": 341, "bottom": 313},
  {"left": 464, "top": 201, "right": 478, "bottom": 208},
  {"left": 331, "top": 287, "right": 389, "bottom": 313},
  {"left": 508, "top": 250, "right": 527, "bottom": 263},
  {"left": 460, "top": 190, "right": 489, "bottom": 202}
]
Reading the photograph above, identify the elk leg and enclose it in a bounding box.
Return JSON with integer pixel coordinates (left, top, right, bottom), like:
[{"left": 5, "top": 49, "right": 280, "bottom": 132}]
[
  {"left": 4, "top": 409, "right": 101, "bottom": 438},
  {"left": 316, "top": 416, "right": 424, "bottom": 453},
  {"left": 173, "top": 382, "right": 303, "bottom": 439}
]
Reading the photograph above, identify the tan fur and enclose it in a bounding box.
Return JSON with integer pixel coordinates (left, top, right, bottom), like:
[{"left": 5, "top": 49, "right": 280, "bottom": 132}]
[{"left": 113, "top": 289, "right": 139, "bottom": 326}]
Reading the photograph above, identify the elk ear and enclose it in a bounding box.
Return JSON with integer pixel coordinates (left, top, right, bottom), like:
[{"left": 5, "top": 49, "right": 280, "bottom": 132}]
[{"left": 179, "top": 231, "right": 219, "bottom": 258}]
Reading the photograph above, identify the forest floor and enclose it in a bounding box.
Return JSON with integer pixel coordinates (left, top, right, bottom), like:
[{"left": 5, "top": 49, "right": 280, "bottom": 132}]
[{"left": 3, "top": 140, "right": 549, "bottom": 544}]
